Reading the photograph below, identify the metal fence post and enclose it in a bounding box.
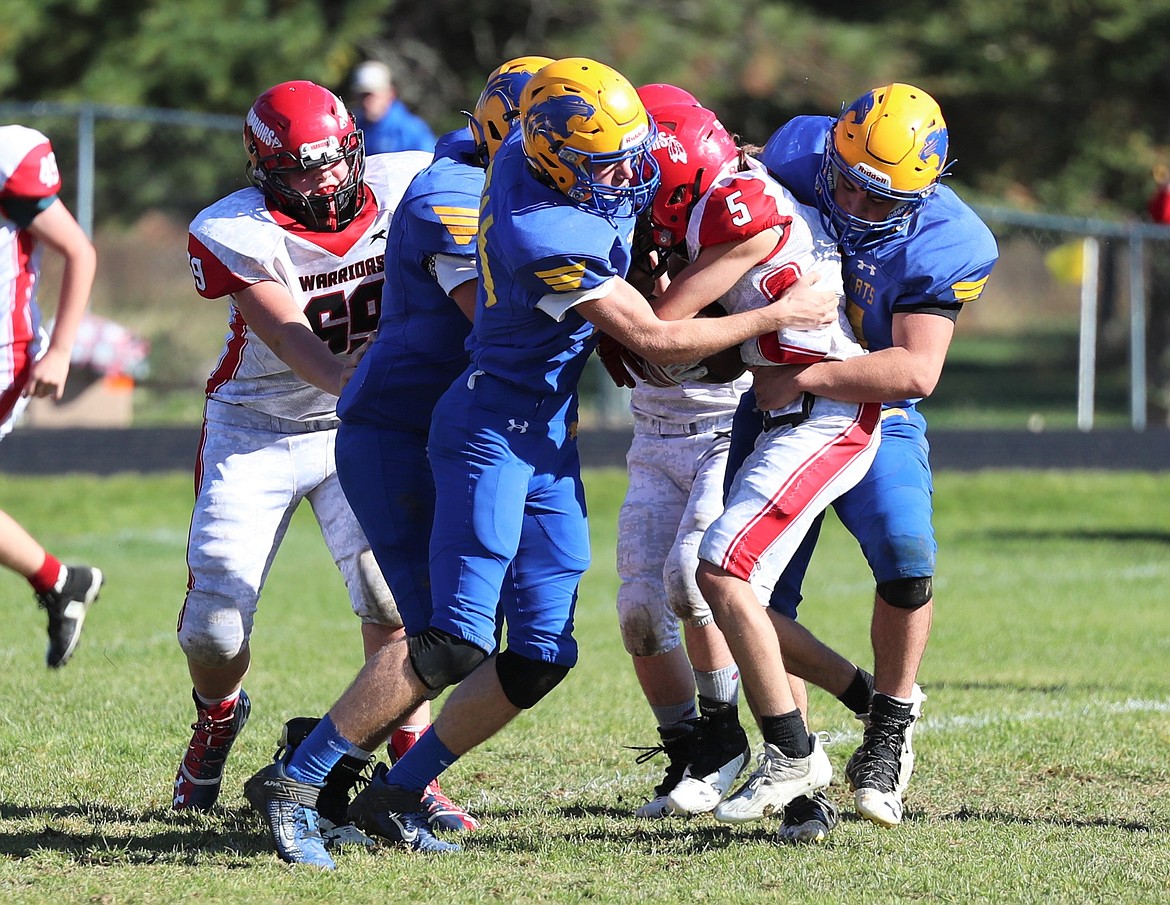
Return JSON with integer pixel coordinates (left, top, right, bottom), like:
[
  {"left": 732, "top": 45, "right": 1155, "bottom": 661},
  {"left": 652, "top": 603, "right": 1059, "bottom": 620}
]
[
  {"left": 76, "top": 103, "right": 96, "bottom": 237},
  {"left": 1128, "top": 232, "right": 1147, "bottom": 430},
  {"left": 1076, "top": 235, "right": 1099, "bottom": 432}
]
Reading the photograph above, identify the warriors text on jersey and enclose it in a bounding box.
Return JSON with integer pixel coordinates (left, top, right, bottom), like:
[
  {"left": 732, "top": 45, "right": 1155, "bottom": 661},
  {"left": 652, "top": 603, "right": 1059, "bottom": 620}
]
[{"left": 186, "top": 151, "right": 431, "bottom": 422}]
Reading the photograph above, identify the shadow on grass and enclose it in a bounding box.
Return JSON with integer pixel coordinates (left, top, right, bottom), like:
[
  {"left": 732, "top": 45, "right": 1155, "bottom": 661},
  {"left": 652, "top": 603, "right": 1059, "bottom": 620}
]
[
  {"left": 935, "top": 806, "right": 1154, "bottom": 833},
  {"left": 968, "top": 528, "right": 1170, "bottom": 544},
  {"left": 0, "top": 803, "right": 268, "bottom": 864}
]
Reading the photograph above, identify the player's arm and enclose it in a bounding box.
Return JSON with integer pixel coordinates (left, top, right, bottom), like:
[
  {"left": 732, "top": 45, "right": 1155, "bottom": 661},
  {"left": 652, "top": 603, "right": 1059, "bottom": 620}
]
[
  {"left": 752, "top": 310, "right": 954, "bottom": 409},
  {"left": 233, "top": 280, "right": 347, "bottom": 396},
  {"left": 23, "top": 199, "right": 97, "bottom": 400},
  {"left": 579, "top": 273, "right": 830, "bottom": 367}
]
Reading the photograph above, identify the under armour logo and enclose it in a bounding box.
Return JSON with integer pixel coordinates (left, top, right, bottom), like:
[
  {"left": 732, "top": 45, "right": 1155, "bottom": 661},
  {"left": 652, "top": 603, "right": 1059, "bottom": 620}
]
[
  {"left": 855, "top": 260, "right": 877, "bottom": 276},
  {"left": 369, "top": 229, "right": 387, "bottom": 243},
  {"left": 507, "top": 419, "right": 529, "bottom": 433}
]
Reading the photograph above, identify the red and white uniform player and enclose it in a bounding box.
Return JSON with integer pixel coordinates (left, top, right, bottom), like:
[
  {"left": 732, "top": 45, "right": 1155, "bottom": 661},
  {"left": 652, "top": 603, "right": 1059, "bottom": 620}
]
[
  {"left": 694, "top": 156, "right": 882, "bottom": 595},
  {"left": 178, "top": 149, "right": 430, "bottom": 683},
  {"left": 1, "top": 126, "right": 60, "bottom": 437}
]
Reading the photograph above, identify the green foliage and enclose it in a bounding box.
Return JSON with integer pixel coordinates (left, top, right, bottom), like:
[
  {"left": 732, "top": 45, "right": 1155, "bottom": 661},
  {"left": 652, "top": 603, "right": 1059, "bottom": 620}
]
[
  {"left": 6, "top": 0, "right": 1170, "bottom": 220},
  {"left": 1, "top": 468, "right": 1168, "bottom": 903}
]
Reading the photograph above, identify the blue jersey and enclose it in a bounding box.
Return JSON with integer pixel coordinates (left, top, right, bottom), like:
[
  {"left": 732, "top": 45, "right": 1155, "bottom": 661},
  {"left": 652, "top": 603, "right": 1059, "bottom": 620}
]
[
  {"left": 356, "top": 99, "right": 436, "bottom": 154},
  {"left": 470, "top": 129, "right": 636, "bottom": 396},
  {"left": 762, "top": 115, "right": 998, "bottom": 408},
  {"left": 338, "top": 129, "right": 482, "bottom": 432}
]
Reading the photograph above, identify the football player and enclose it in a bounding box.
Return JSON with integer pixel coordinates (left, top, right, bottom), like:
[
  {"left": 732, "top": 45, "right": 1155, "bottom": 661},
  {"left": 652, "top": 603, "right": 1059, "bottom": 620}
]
[
  {"left": 608, "top": 99, "right": 883, "bottom": 835},
  {"left": 735, "top": 83, "right": 998, "bottom": 829},
  {"left": 171, "top": 81, "right": 432, "bottom": 844},
  {"left": 330, "top": 54, "right": 554, "bottom": 844},
  {"left": 0, "top": 123, "right": 102, "bottom": 668},
  {"left": 243, "top": 57, "right": 830, "bottom": 869}
]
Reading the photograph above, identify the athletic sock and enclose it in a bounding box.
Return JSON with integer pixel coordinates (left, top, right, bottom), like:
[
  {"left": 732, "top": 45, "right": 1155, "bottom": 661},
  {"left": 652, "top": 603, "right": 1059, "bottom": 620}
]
[
  {"left": 384, "top": 726, "right": 458, "bottom": 794},
  {"left": 759, "top": 709, "right": 812, "bottom": 758},
  {"left": 284, "top": 714, "right": 351, "bottom": 786},
  {"left": 871, "top": 692, "right": 914, "bottom": 721},
  {"left": 837, "top": 667, "right": 875, "bottom": 715},
  {"left": 694, "top": 663, "right": 740, "bottom": 707},
  {"left": 651, "top": 698, "right": 699, "bottom": 731},
  {"left": 30, "top": 553, "right": 64, "bottom": 594}
]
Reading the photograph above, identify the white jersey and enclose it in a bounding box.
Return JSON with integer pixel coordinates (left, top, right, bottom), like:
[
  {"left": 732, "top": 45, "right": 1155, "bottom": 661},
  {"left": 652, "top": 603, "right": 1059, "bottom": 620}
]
[
  {"left": 685, "top": 157, "right": 864, "bottom": 418},
  {"left": 1, "top": 124, "right": 58, "bottom": 355},
  {"left": 186, "top": 151, "right": 431, "bottom": 422},
  {"left": 629, "top": 372, "right": 750, "bottom": 427}
]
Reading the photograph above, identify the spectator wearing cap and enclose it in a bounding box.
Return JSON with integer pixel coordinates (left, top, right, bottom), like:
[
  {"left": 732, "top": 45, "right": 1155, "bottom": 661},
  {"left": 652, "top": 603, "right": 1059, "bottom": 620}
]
[{"left": 350, "top": 60, "right": 436, "bottom": 155}]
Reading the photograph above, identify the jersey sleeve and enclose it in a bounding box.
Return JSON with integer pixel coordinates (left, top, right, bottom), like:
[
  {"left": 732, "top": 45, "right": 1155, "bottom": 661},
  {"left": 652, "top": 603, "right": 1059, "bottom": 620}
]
[
  {"left": 0, "top": 137, "right": 62, "bottom": 201},
  {"left": 186, "top": 230, "right": 269, "bottom": 300},
  {"left": 696, "top": 176, "right": 790, "bottom": 248}
]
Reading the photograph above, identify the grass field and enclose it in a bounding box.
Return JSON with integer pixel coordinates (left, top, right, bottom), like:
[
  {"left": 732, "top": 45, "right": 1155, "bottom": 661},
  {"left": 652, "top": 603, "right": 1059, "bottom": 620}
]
[{"left": 1, "top": 468, "right": 1168, "bottom": 904}]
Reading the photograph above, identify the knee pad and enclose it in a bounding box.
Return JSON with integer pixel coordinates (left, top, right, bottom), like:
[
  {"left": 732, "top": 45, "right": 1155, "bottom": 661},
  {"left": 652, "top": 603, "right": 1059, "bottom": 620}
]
[
  {"left": 664, "top": 558, "right": 714, "bottom": 627},
  {"left": 340, "top": 548, "right": 403, "bottom": 629},
  {"left": 495, "top": 648, "right": 571, "bottom": 709},
  {"left": 617, "top": 591, "right": 682, "bottom": 657},
  {"left": 876, "top": 576, "right": 933, "bottom": 610},
  {"left": 176, "top": 592, "right": 247, "bottom": 667},
  {"left": 407, "top": 627, "right": 487, "bottom": 696}
]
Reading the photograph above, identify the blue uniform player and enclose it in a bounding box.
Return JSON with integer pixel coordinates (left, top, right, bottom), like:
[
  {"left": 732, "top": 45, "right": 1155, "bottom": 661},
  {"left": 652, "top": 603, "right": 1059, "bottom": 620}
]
[
  {"left": 273, "top": 57, "right": 552, "bottom": 842},
  {"left": 244, "top": 56, "right": 827, "bottom": 869},
  {"left": 729, "top": 83, "right": 998, "bottom": 836}
]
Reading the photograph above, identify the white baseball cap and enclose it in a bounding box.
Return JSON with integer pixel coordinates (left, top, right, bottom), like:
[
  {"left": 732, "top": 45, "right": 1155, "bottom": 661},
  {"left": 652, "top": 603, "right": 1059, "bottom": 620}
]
[{"left": 352, "top": 60, "right": 392, "bottom": 94}]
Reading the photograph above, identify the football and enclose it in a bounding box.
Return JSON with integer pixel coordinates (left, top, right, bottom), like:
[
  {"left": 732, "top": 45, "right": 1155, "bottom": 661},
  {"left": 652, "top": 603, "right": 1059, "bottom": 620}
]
[{"left": 691, "top": 302, "right": 747, "bottom": 384}]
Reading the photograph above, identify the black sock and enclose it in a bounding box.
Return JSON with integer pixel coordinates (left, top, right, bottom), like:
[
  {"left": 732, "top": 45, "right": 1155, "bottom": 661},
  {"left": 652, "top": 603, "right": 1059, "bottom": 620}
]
[
  {"left": 759, "top": 709, "right": 811, "bottom": 758},
  {"left": 871, "top": 691, "right": 914, "bottom": 721},
  {"left": 837, "top": 667, "right": 875, "bottom": 715}
]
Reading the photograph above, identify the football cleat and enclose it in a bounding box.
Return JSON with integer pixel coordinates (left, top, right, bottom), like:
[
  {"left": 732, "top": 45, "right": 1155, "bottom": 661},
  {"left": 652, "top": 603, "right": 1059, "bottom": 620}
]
[
  {"left": 243, "top": 756, "right": 333, "bottom": 869},
  {"left": 666, "top": 703, "right": 751, "bottom": 816},
  {"left": 847, "top": 686, "right": 926, "bottom": 827},
  {"left": 173, "top": 689, "right": 251, "bottom": 811},
  {"left": 421, "top": 782, "right": 480, "bottom": 832},
  {"left": 630, "top": 722, "right": 700, "bottom": 818},
  {"left": 713, "top": 735, "right": 833, "bottom": 824},
  {"left": 37, "top": 564, "right": 103, "bottom": 669},
  {"left": 348, "top": 764, "right": 460, "bottom": 853},
  {"left": 277, "top": 715, "right": 378, "bottom": 848},
  {"left": 389, "top": 725, "right": 479, "bottom": 832},
  {"left": 777, "top": 789, "right": 840, "bottom": 845}
]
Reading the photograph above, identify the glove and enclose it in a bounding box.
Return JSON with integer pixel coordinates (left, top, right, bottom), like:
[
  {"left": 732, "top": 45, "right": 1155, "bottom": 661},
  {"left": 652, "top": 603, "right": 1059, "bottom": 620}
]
[{"left": 596, "top": 332, "right": 646, "bottom": 389}]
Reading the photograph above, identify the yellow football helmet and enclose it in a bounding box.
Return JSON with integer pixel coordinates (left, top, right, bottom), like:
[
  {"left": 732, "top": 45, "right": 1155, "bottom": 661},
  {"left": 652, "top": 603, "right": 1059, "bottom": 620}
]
[
  {"left": 817, "top": 82, "right": 951, "bottom": 251},
  {"left": 519, "top": 57, "right": 660, "bottom": 216},
  {"left": 469, "top": 55, "right": 554, "bottom": 165}
]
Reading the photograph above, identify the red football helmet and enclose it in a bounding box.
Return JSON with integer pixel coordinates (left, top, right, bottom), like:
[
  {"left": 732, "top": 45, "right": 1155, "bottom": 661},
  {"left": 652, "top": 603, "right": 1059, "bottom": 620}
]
[
  {"left": 646, "top": 102, "right": 738, "bottom": 249},
  {"left": 636, "top": 83, "right": 699, "bottom": 116},
  {"left": 243, "top": 80, "right": 366, "bottom": 231}
]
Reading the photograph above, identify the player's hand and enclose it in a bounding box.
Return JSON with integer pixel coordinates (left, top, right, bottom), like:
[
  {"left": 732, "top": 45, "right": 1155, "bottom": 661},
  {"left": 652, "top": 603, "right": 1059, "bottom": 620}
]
[
  {"left": 751, "top": 364, "right": 809, "bottom": 411},
  {"left": 776, "top": 271, "right": 837, "bottom": 329},
  {"left": 596, "top": 332, "right": 645, "bottom": 389},
  {"left": 24, "top": 346, "right": 72, "bottom": 400},
  {"left": 339, "top": 331, "right": 375, "bottom": 394}
]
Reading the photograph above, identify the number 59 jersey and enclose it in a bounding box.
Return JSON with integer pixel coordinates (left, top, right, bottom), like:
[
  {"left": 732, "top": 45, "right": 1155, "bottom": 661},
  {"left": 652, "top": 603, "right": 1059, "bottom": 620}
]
[{"left": 186, "top": 150, "right": 431, "bottom": 422}]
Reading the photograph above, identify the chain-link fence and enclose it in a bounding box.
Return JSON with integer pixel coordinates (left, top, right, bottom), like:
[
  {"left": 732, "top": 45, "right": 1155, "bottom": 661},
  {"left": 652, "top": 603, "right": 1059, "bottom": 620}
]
[{"left": 5, "top": 101, "right": 1170, "bottom": 430}]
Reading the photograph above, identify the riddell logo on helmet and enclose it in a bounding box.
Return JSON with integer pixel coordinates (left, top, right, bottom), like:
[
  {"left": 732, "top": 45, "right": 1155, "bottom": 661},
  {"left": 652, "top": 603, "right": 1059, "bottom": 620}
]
[
  {"left": 853, "top": 162, "right": 892, "bottom": 187},
  {"left": 247, "top": 109, "right": 282, "bottom": 149},
  {"left": 652, "top": 133, "right": 687, "bottom": 164},
  {"left": 620, "top": 122, "right": 650, "bottom": 149}
]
